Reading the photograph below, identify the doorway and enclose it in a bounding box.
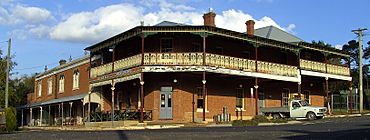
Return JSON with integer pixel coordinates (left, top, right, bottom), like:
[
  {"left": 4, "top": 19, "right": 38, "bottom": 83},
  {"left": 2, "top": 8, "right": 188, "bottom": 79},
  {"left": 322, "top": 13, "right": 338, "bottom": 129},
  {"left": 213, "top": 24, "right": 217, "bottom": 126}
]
[{"left": 159, "top": 87, "right": 173, "bottom": 119}]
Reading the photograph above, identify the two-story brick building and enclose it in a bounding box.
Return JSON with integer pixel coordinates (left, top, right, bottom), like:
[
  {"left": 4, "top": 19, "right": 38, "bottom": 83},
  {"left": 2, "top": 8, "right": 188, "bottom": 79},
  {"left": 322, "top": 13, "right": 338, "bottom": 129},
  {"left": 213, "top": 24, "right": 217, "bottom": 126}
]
[
  {"left": 24, "top": 55, "right": 90, "bottom": 126},
  {"left": 83, "top": 11, "right": 351, "bottom": 123},
  {"left": 21, "top": 11, "right": 352, "bottom": 126}
]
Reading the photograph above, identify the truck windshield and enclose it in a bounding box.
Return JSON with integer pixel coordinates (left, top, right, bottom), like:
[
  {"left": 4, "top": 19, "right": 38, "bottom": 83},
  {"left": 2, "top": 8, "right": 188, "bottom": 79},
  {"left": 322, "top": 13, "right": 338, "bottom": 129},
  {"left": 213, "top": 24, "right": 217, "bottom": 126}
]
[{"left": 299, "top": 101, "right": 310, "bottom": 106}]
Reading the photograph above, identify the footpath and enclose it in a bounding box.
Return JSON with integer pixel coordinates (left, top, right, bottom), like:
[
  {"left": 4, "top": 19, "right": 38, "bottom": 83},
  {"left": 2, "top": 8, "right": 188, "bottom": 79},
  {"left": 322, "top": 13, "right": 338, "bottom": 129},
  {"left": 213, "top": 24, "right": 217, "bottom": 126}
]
[{"left": 21, "top": 113, "right": 370, "bottom": 131}]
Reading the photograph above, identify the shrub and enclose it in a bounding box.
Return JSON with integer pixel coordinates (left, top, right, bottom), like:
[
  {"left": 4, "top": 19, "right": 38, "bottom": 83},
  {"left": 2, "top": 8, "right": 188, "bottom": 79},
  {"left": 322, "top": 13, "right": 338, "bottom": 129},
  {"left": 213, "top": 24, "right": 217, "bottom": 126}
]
[
  {"left": 251, "top": 115, "right": 269, "bottom": 123},
  {"left": 270, "top": 118, "right": 288, "bottom": 123},
  {"left": 5, "top": 107, "right": 17, "bottom": 131}
]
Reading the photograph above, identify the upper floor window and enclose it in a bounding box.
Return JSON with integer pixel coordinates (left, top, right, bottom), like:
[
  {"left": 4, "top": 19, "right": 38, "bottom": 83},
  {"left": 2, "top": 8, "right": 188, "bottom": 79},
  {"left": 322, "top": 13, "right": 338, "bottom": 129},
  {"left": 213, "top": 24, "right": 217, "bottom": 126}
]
[
  {"left": 37, "top": 81, "right": 42, "bottom": 97},
  {"left": 59, "top": 74, "right": 65, "bottom": 93},
  {"left": 214, "top": 47, "right": 223, "bottom": 54},
  {"left": 48, "top": 78, "right": 53, "bottom": 95},
  {"left": 73, "top": 70, "right": 80, "bottom": 90},
  {"left": 242, "top": 51, "right": 250, "bottom": 59},
  {"left": 161, "top": 38, "right": 173, "bottom": 52},
  {"left": 192, "top": 43, "right": 202, "bottom": 52}
]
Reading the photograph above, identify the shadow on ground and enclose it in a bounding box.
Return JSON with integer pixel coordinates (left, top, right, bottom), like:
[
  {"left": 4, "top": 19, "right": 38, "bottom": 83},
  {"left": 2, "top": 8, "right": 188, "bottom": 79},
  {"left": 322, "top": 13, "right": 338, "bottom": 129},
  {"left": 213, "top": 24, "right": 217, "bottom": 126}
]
[{"left": 281, "top": 128, "right": 370, "bottom": 140}]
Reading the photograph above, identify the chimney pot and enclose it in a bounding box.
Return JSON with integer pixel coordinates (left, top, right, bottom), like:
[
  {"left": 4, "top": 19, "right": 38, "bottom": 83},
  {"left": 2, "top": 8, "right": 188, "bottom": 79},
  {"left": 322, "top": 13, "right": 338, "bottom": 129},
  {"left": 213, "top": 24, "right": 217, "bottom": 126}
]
[
  {"left": 203, "top": 11, "right": 216, "bottom": 27},
  {"left": 246, "top": 20, "right": 255, "bottom": 36},
  {"left": 59, "top": 59, "right": 67, "bottom": 65}
]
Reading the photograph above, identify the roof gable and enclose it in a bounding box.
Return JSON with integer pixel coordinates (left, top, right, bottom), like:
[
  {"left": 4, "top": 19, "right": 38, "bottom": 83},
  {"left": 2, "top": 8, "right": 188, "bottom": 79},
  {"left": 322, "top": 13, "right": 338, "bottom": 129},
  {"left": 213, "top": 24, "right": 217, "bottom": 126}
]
[
  {"left": 254, "top": 26, "right": 303, "bottom": 43},
  {"left": 154, "top": 21, "right": 188, "bottom": 26}
]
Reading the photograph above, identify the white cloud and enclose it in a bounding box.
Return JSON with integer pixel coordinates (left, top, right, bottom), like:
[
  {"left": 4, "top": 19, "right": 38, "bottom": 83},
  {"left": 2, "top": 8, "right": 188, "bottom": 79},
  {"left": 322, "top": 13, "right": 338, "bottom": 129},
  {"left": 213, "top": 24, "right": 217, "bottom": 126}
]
[
  {"left": 29, "top": 25, "right": 51, "bottom": 38},
  {"left": 50, "top": 4, "right": 144, "bottom": 43},
  {"left": 13, "top": 5, "right": 52, "bottom": 24},
  {"left": 334, "top": 44, "right": 343, "bottom": 50},
  {"left": 284, "top": 24, "right": 296, "bottom": 34},
  {"left": 45, "top": 1, "right": 296, "bottom": 44},
  {"left": 0, "top": 4, "right": 53, "bottom": 25}
]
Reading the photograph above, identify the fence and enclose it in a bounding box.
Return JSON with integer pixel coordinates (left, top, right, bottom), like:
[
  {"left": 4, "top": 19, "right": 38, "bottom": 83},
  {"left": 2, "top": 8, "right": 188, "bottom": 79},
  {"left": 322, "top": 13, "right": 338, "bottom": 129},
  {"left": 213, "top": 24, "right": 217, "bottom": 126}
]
[{"left": 330, "top": 92, "right": 359, "bottom": 112}]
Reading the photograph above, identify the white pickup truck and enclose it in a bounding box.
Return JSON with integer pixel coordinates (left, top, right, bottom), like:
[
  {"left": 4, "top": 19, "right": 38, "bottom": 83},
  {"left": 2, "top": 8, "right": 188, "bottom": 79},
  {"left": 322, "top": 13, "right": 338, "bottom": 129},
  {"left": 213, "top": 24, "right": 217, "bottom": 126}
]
[{"left": 260, "top": 100, "right": 327, "bottom": 120}]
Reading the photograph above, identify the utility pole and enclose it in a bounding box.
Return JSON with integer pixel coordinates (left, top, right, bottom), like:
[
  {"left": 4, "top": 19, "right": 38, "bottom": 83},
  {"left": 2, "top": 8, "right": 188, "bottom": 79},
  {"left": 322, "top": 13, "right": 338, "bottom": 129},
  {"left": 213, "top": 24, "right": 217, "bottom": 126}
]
[
  {"left": 352, "top": 28, "right": 367, "bottom": 113},
  {"left": 5, "top": 38, "right": 11, "bottom": 109}
]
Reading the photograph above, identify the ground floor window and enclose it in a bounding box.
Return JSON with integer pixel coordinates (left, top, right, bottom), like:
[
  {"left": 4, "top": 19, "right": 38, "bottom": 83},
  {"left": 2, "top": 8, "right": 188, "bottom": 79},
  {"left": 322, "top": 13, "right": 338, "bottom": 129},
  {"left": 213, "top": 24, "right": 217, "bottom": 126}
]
[
  {"left": 303, "top": 90, "right": 310, "bottom": 103},
  {"left": 197, "top": 87, "right": 207, "bottom": 110},
  {"left": 236, "top": 88, "right": 244, "bottom": 109},
  {"left": 282, "top": 88, "right": 290, "bottom": 107}
]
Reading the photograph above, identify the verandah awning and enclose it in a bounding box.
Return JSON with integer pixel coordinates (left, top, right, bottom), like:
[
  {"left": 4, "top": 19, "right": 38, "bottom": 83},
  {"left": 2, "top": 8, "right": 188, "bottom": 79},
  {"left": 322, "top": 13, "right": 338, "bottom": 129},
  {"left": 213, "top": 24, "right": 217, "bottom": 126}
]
[{"left": 24, "top": 93, "right": 88, "bottom": 108}]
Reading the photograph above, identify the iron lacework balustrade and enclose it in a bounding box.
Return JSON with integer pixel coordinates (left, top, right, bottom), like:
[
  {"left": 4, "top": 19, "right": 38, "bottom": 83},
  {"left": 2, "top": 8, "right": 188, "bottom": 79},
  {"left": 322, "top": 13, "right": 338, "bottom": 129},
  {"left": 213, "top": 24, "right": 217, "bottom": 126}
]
[
  {"left": 300, "top": 59, "right": 350, "bottom": 76},
  {"left": 90, "top": 52, "right": 299, "bottom": 78}
]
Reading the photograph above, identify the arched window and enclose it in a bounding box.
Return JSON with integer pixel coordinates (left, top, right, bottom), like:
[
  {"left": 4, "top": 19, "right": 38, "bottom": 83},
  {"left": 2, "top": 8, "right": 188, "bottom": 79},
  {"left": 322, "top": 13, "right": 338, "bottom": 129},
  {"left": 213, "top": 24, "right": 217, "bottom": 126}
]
[
  {"left": 37, "top": 81, "right": 42, "bottom": 97},
  {"left": 59, "top": 74, "right": 65, "bottom": 93},
  {"left": 73, "top": 70, "right": 80, "bottom": 90},
  {"left": 48, "top": 78, "right": 53, "bottom": 95}
]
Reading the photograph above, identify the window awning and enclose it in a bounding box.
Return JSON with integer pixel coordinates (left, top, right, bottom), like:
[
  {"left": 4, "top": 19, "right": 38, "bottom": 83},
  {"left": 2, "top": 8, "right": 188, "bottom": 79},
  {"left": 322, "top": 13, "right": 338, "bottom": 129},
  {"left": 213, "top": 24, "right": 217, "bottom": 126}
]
[{"left": 23, "top": 93, "right": 88, "bottom": 108}]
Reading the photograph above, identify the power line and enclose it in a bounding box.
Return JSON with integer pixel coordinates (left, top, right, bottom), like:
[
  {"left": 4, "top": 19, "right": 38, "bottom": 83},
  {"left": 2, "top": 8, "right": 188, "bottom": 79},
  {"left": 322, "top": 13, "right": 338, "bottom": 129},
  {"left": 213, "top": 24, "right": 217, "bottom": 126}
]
[{"left": 13, "top": 54, "right": 86, "bottom": 71}]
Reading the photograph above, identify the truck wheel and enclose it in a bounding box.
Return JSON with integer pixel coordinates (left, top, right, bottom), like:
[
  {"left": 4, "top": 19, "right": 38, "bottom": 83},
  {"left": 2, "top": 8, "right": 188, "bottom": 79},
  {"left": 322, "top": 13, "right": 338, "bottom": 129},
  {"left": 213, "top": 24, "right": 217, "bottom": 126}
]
[
  {"left": 306, "top": 112, "right": 316, "bottom": 121},
  {"left": 272, "top": 113, "right": 281, "bottom": 119}
]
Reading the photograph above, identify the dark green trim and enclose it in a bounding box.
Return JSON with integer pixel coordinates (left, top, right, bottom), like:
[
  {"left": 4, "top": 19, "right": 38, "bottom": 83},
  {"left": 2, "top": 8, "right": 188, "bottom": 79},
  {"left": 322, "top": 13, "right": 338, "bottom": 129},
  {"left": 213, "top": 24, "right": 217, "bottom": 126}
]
[{"left": 144, "top": 32, "right": 158, "bottom": 38}]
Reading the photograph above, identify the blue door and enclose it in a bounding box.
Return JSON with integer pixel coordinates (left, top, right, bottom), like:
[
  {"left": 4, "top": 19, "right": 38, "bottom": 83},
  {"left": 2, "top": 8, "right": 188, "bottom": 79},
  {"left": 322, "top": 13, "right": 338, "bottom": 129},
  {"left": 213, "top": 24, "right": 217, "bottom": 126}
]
[{"left": 159, "top": 87, "right": 173, "bottom": 119}]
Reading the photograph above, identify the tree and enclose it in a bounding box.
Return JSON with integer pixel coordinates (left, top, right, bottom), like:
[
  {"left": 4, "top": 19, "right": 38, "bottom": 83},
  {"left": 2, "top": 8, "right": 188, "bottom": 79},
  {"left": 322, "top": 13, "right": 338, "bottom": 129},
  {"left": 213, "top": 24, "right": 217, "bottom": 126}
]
[
  {"left": 311, "top": 40, "right": 342, "bottom": 65},
  {"left": 0, "top": 48, "right": 16, "bottom": 108},
  {"left": 342, "top": 40, "right": 370, "bottom": 86},
  {"left": 342, "top": 40, "right": 370, "bottom": 109},
  {"left": 12, "top": 74, "right": 35, "bottom": 107}
]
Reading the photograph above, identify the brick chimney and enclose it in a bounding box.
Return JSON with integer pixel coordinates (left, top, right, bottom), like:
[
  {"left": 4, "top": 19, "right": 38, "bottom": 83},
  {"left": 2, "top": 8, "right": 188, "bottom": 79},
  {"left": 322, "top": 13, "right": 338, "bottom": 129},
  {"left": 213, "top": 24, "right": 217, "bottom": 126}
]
[
  {"left": 203, "top": 10, "right": 216, "bottom": 27},
  {"left": 59, "top": 59, "right": 66, "bottom": 65},
  {"left": 246, "top": 20, "right": 255, "bottom": 36}
]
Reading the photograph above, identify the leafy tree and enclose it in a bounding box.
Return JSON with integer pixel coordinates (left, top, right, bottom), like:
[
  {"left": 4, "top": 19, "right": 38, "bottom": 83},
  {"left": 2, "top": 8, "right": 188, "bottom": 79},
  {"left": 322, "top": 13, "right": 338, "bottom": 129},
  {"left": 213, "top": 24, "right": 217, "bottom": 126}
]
[
  {"left": 0, "top": 48, "right": 16, "bottom": 108},
  {"left": 311, "top": 40, "right": 342, "bottom": 65},
  {"left": 342, "top": 40, "right": 370, "bottom": 86},
  {"left": 342, "top": 40, "right": 370, "bottom": 109},
  {"left": 12, "top": 74, "right": 35, "bottom": 107}
]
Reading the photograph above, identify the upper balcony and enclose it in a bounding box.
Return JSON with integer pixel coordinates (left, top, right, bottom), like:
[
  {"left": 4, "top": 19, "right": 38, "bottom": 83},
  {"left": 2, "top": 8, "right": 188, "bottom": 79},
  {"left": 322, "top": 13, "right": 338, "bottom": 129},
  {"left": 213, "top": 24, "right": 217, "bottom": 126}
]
[
  {"left": 300, "top": 59, "right": 350, "bottom": 76},
  {"left": 90, "top": 52, "right": 298, "bottom": 79}
]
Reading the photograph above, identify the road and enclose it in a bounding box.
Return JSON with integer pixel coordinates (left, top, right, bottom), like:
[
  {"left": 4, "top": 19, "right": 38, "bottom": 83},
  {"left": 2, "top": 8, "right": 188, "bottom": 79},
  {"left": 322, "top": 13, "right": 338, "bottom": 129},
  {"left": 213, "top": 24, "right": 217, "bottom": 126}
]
[{"left": 1, "top": 116, "right": 370, "bottom": 140}]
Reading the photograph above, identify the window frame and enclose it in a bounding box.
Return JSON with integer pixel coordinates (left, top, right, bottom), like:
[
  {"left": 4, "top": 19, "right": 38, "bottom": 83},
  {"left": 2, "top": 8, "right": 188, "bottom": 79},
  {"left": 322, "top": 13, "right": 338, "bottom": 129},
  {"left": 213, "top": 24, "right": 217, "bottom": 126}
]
[
  {"left": 160, "top": 38, "right": 174, "bottom": 53},
  {"left": 214, "top": 47, "right": 224, "bottom": 54},
  {"left": 282, "top": 88, "right": 290, "bottom": 107},
  {"left": 59, "top": 74, "right": 65, "bottom": 93},
  {"left": 196, "top": 87, "right": 208, "bottom": 112},
  {"left": 72, "top": 69, "right": 80, "bottom": 90},
  {"left": 236, "top": 88, "right": 245, "bottom": 110},
  {"left": 303, "top": 90, "right": 311, "bottom": 104},
  {"left": 37, "top": 81, "right": 42, "bottom": 97},
  {"left": 192, "top": 42, "right": 202, "bottom": 52},
  {"left": 47, "top": 78, "right": 53, "bottom": 95}
]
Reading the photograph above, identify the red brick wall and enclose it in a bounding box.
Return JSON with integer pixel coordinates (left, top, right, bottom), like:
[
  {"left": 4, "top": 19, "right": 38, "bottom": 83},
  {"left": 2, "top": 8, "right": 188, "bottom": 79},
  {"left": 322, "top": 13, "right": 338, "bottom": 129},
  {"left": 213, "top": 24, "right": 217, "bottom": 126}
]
[
  {"left": 140, "top": 73, "right": 326, "bottom": 121},
  {"left": 30, "top": 61, "right": 90, "bottom": 105}
]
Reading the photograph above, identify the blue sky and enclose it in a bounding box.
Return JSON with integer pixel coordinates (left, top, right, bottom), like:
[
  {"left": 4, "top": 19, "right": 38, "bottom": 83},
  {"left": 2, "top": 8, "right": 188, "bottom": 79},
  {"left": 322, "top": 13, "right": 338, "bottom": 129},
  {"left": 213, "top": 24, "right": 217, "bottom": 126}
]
[{"left": 0, "top": 0, "right": 369, "bottom": 77}]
